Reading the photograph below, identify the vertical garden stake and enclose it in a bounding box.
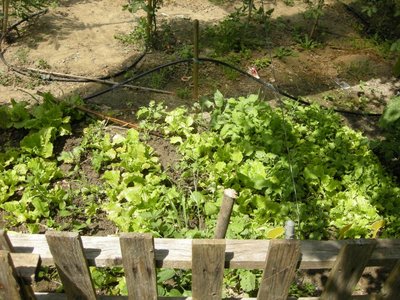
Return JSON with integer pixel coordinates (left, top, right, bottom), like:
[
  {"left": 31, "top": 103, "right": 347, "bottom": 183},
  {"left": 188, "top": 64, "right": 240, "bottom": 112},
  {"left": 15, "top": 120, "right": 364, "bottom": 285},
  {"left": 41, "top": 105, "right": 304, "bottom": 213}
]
[
  {"left": 214, "top": 189, "right": 238, "bottom": 238},
  {"left": 193, "top": 19, "right": 199, "bottom": 100},
  {"left": 285, "top": 220, "right": 295, "bottom": 239}
]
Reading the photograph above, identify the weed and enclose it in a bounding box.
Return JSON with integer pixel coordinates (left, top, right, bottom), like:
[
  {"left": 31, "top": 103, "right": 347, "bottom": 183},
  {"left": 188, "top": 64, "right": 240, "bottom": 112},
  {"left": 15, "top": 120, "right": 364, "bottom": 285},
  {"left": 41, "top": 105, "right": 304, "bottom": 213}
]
[
  {"left": 153, "top": 21, "right": 176, "bottom": 52},
  {"left": 177, "top": 45, "right": 193, "bottom": 59},
  {"left": 219, "top": 51, "right": 249, "bottom": 80},
  {"left": 150, "top": 68, "right": 169, "bottom": 89},
  {"left": 349, "top": 36, "right": 393, "bottom": 58},
  {"left": 176, "top": 87, "right": 191, "bottom": 100},
  {"left": 283, "top": 0, "right": 295, "bottom": 6},
  {"left": 289, "top": 281, "right": 317, "bottom": 297},
  {"left": 345, "top": 60, "right": 374, "bottom": 80},
  {"left": 252, "top": 56, "right": 271, "bottom": 69},
  {"left": 36, "top": 59, "right": 51, "bottom": 70},
  {"left": 274, "top": 47, "right": 294, "bottom": 59},
  {"left": 296, "top": 34, "right": 319, "bottom": 50},
  {"left": 0, "top": 71, "right": 14, "bottom": 86},
  {"left": 15, "top": 47, "right": 30, "bottom": 64},
  {"left": 203, "top": 11, "right": 266, "bottom": 55},
  {"left": 115, "top": 18, "right": 147, "bottom": 48}
]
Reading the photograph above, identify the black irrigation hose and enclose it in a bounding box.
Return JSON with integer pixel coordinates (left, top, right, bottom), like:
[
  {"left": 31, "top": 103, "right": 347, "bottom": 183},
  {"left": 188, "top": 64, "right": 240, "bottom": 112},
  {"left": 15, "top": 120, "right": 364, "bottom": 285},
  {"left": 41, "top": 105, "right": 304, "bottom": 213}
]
[
  {"left": 98, "top": 51, "right": 146, "bottom": 80},
  {"left": 83, "top": 58, "right": 193, "bottom": 100},
  {"left": 83, "top": 57, "right": 383, "bottom": 117}
]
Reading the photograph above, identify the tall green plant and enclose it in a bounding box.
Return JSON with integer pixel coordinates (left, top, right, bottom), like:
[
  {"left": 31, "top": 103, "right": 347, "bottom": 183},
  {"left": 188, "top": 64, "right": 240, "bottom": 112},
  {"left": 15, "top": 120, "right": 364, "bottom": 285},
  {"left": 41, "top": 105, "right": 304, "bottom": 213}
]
[
  {"left": 303, "top": 0, "right": 325, "bottom": 39},
  {"left": 123, "top": 0, "right": 163, "bottom": 47}
]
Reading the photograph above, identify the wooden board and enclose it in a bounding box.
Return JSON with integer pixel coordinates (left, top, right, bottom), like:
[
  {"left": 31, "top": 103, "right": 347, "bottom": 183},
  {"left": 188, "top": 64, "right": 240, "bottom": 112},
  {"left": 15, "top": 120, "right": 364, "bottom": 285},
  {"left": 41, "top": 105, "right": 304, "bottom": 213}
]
[
  {"left": 0, "top": 250, "right": 23, "bottom": 300},
  {"left": 192, "top": 239, "right": 226, "bottom": 300},
  {"left": 321, "top": 239, "right": 377, "bottom": 300},
  {"left": 10, "top": 252, "right": 40, "bottom": 284},
  {"left": 257, "top": 240, "right": 300, "bottom": 300},
  {"left": 45, "top": 231, "right": 96, "bottom": 300},
  {"left": 120, "top": 233, "right": 157, "bottom": 300},
  {"left": 7, "top": 234, "right": 400, "bottom": 269}
]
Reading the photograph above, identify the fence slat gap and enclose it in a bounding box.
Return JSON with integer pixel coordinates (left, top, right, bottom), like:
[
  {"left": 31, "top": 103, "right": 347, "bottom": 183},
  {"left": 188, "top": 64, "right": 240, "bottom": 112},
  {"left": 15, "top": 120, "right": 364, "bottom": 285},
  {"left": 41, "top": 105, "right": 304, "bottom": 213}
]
[
  {"left": 257, "top": 239, "right": 300, "bottom": 300},
  {"left": 120, "top": 233, "right": 157, "bottom": 300},
  {"left": 321, "top": 239, "right": 377, "bottom": 300},
  {"left": 45, "top": 231, "right": 97, "bottom": 300},
  {"left": 192, "top": 239, "right": 226, "bottom": 300}
]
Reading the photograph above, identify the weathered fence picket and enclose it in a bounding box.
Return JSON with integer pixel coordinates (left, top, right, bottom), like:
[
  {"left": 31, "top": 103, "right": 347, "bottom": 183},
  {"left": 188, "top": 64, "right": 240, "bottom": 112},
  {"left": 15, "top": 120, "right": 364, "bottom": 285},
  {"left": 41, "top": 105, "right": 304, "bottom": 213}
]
[
  {"left": 0, "top": 250, "right": 24, "bottom": 300},
  {"left": 120, "top": 233, "right": 158, "bottom": 300},
  {"left": 192, "top": 239, "right": 226, "bottom": 300},
  {"left": 2, "top": 230, "right": 400, "bottom": 300},
  {"left": 45, "top": 231, "right": 97, "bottom": 300},
  {"left": 321, "top": 240, "right": 377, "bottom": 300},
  {"left": 257, "top": 240, "right": 300, "bottom": 300}
]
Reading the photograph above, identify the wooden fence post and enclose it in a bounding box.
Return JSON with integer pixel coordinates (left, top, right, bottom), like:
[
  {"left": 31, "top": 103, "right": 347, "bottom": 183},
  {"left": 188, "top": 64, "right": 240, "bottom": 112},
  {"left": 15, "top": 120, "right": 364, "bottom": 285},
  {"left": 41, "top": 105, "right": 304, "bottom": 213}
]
[
  {"left": 192, "top": 239, "right": 226, "bottom": 300},
  {"left": 257, "top": 239, "right": 300, "bottom": 300},
  {"left": 46, "top": 231, "right": 96, "bottom": 300},
  {"left": 321, "top": 239, "right": 377, "bottom": 300},
  {"left": 120, "top": 233, "right": 157, "bottom": 300}
]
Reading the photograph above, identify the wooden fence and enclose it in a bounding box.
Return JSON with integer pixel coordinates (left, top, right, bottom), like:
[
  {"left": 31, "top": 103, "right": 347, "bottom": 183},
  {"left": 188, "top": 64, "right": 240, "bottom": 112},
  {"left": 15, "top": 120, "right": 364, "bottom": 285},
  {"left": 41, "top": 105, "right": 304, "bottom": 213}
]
[{"left": 1, "top": 230, "right": 400, "bottom": 300}]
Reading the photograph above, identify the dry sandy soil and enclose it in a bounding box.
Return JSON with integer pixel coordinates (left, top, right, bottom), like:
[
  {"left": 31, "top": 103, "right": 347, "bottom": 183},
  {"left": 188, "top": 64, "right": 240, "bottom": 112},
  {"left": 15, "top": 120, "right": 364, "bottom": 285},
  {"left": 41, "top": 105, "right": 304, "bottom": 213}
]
[{"left": 0, "top": 0, "right": 398, "bottom": 112}]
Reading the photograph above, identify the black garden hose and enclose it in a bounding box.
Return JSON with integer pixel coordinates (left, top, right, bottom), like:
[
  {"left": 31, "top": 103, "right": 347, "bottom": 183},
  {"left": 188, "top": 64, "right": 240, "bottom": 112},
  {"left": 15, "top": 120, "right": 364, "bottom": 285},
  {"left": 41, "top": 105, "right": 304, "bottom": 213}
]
[{"left": 83, "top": 56, "right": 383, "bottom": 117}]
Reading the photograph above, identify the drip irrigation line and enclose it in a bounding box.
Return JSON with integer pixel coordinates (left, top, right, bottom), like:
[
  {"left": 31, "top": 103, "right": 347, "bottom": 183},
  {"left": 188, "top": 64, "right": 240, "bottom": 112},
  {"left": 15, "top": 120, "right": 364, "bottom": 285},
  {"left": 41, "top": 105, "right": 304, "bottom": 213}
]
[
  {"left": 98, "top": 51, "right": 147, "bottom": 80},
  {"left": 83, "top": 56, "right": 383, "bottom": 117},
  {"left": 83, "top": 58, "right": 193, "bottom": 100}
]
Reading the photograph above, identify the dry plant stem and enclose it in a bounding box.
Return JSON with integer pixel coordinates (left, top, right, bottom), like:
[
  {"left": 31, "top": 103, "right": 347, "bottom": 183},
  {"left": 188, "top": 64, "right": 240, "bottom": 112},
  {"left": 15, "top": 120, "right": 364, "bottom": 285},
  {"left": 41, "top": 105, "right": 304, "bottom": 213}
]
[
  {"left": 146, "top": 0, "right": 153, "bottom": 45},
  {"left": 247, "top": 0, "right": 254, "bottom": 23},
  {"left": 309, "top": 0, "right": 324, "bottom": 39},
  {"left": 63, "top": 102, "right": 163, "bottom": 137},
  {"left": 1, "top": 0, "right": 10, "bottom": 44},
  {"left": 193, "top": 20, "right": 199, "bottom": 100},
  {"left": 16, "top": 66, "right": 174, "bottom": 95},
  {"left": 7, "top": 9, "right": 48, "bottom": 34}
]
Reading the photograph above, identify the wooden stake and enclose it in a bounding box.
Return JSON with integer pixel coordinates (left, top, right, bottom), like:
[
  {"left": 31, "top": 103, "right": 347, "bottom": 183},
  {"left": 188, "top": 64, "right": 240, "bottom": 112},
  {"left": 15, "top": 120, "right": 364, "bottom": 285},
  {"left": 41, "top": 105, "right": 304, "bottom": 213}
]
[
  {"left": 214, "top": 189, "right": 237, "bottom": 239},
  {"left": 193, "top": 19, "right": 199, "bottom": 101}
]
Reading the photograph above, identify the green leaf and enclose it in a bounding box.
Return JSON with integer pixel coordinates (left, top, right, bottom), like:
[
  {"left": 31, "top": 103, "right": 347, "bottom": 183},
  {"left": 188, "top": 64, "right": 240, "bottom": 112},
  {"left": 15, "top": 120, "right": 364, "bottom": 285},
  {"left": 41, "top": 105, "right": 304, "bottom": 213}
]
[
  {"left": 32, "top": 197, "right": 50, "bottom": 218},
  {"left": 239, "top": 270, "right": 256, "bottom": 292},
  {"left": 371, "top": 220, "right": 385, "bottom": 238},
  {"left": 20, "top": 127, "right": 55, "bottom": 158},
  {"left": 214, "top": 90, "right": 224, "bottom": 108},
  {"left": 231, "top": 151, "right": 243, "bottom": 163},
  {"left": 157, "top": 269, "right": 175, "bottom": 283},
  {"left": 204, "top": 202, "right": 218, "bottom": 216},
  {"left": 170, "top": 136, "right": 183, "bottom": 144},
  {"left": 338, "top": 224, "right": 352, "bottom": 239}
]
